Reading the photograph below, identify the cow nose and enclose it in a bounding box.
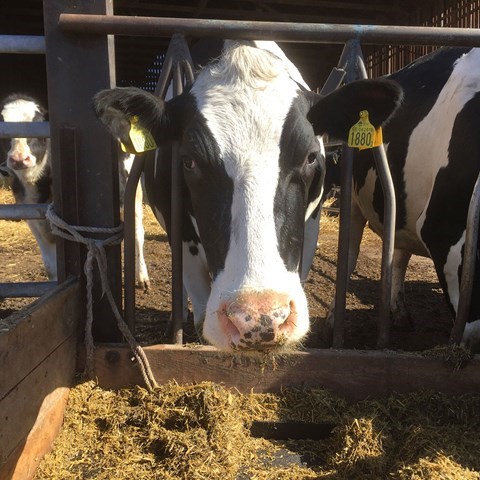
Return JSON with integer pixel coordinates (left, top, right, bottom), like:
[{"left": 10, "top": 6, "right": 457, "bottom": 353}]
[
  {"left": 8, "top": 153, "right": 31, "bottom": 169},
  {"left": 218, "top": 290, "right": 298, "bottom": 350}
]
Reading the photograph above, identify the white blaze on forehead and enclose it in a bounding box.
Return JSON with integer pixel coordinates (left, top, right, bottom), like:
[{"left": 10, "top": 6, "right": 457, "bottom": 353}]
[
  {"left": 1, "top": 99, "right": 40, "bottom": 122},
  {"left": 191, "top": 42, "right": 302, "bottom": 288}
]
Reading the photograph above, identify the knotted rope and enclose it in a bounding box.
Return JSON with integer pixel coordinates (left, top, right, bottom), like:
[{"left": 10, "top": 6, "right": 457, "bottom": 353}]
[{"left": 46, "top": 204, "right": 159, "bottom": 391}]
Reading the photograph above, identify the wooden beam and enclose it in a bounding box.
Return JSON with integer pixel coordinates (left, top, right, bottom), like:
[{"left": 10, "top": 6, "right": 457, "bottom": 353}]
[
  {"left": 0, "top": 278, "right": 80, "bottom": 400},
  {"left": 0, "top": 341, "right": 75, "bottom": 480},
  {"left": 94, "top": 344, "right": 480, "bottom": 401},
  {"left": 0, "top": 279, "right": 80, "bottom": 479}
]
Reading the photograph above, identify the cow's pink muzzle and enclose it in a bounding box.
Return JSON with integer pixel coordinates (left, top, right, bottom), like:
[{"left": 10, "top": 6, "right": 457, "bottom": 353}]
[{"left": 217, "top": 290, "right": 298, "bottom": 350}]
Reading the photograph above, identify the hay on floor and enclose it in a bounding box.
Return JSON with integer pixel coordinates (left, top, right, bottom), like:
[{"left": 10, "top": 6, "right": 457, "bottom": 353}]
[{"left": 35, "top": 381, "right": 480, "bottom": 480}]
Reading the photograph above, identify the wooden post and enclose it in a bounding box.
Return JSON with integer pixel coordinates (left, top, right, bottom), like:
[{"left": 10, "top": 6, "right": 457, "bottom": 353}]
[{"left": 43, "top": 0, "right": 123, "bottom": 341}]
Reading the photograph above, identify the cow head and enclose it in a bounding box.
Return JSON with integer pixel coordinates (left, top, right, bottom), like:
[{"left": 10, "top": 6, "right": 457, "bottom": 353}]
[
  {"left": 94, "top": 41, "right": 402, "bottom": 351},
  {"left": 1, "top": 95, "right": 49, "bottom": 183}
]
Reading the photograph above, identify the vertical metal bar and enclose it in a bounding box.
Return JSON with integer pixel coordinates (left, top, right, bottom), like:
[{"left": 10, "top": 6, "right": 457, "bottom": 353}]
[
  {"left": 123, "top": 34, "right": 176, "bottom": 333},
  {"left": 450, "top": 172, "right": 480, "bottom": 344},
  {"left": 153, "top": 54, "right": 173, "bottom": 98},
  {"left": 332, "top": 40, "right": 358, "bottom": 349},
  {"left": 356, "top": 49, "right": 396, "bottom": 349},
  {"left": 333, "top": 144, "right": 354, "bottom": 348},
  {"left": 125, "top": 34, "right": 192, "bottom": 343},
  {"left": 44, "top": 0, "right": 122, "bottom": 342},
  {"left": 171, "top": 61, "right": 184, "bottom": 344},
  {"left": 57, "top": 127, "right": 82, "bottom": 281},
  {"left": 372, "top": 145, "right": 395, "bottom": 349},
  {"left": 123, "top": 154, "right": 146, "bottom": 331}
]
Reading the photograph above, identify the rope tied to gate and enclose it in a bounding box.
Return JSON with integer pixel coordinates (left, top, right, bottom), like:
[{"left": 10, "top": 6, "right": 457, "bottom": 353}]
[{"left": 45, "top": 204, "right": 159, "bottom": 391}]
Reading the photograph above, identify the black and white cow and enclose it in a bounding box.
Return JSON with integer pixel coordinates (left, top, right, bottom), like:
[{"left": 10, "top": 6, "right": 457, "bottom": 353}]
[
  {"left": 1, "top": 94, "right": 56, "bottom": 280},
  {"left": 93, "top": 40, "right": 401, "bottom": 351},
  {"left": 1, "top": 94, "right": 150, "bottom": 288},
  {"left": 332, "top": 47, "right": 480, "bottom": 349}
]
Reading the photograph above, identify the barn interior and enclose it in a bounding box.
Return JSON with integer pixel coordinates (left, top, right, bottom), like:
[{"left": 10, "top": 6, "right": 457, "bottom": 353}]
[{"left": 1, "top": 0, "right": 478, "bottom": 110}]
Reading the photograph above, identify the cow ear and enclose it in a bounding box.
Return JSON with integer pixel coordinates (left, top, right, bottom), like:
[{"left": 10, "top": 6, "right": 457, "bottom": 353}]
[
  {"left": 307, "top": 79, "right": 403, "bottom": 140},
  {"left": 93, "top": 87, "right": 182, "bottom": 147}
]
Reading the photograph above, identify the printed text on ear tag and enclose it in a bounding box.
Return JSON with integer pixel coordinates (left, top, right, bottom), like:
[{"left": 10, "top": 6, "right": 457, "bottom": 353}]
[
  {"left": 347, "top": 110, "right": 383, "bottom": 150},
  {"left": 120, "top": 116, "right": 157, "bottom": 154}
]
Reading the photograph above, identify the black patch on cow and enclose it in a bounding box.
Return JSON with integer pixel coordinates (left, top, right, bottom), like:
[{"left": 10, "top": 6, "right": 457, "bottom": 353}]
[
  {"left": 181, "top": 108, "right": 233, "bottom": 278},
  {"left": 420, "top": 91, "right": 480, "bottom": 319},
  {"left": 143, "top": 93, "right": 233, "bottom": 279},
  {"left": 276, "top": 92, "right": 324, "bottom": 272},
  {"left": 353, "top": 47, "right": 471, "bottom": 231},
  {"left": 189, "top": 245, "right": 199, "bottom": 256}
]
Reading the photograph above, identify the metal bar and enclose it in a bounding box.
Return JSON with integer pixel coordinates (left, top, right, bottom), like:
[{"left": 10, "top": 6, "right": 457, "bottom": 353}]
[
  {"left": 372, "top": 144, "right": 395, "bottom": 349},
  {"left": 171, "top": 60, "right": 184, "bottom": 345},
  {"left": 331, "top": 40, "right": 358, "bottom": 349},
  {"left": 0, "top": 203, "right": 48, "bottom": 220},
  {"left": 0, "top": 281, "right": 56, "bottom": 298},
  {"left": 59, "top": 14, "right": 480, "bottom": 47},
  {"left": 0, "top": 122, "right": 50, "bottom": 139},
  {"left": 355, "top": 48, "right": 396, "bottom": 349},
  {"left": 0, "top": 35, "right": 45, "bottom": 54},
  {"left": 171, "top": 141, "right": 184, "bottom": 345},
  {"left": 333, "top": 144, "right": 353, "bottom": 349},
  {"left": 123, "top": 153, "right": 145, "bottom": 332},
  {"left": 450, "top": 171, "right": 480, "bottom": 344},
  {"left": 153, "top": 53, "right": 173, "bottom": 98}
]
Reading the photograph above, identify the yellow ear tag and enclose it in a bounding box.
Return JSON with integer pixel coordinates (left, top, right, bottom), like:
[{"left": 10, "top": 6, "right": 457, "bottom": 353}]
[
  {"left": 347, "top": 110, "right": 383, "bottom": 150},
  {"left": 120, "top": 116, "right": 157, "bottom": 154}
]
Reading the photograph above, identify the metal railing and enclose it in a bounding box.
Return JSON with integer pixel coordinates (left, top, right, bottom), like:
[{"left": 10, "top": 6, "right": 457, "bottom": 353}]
[
  {"left": 0, "top": 34, "right": 56, "bottom": 299},
  {"left": 55, "top": 12, "right": 480, "bottom": 348}
]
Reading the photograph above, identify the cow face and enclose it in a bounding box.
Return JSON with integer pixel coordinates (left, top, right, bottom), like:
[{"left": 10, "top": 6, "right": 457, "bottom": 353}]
[
  {"left": 94, "top": 42, "right": 402, "bottom": 351},
  {"left": 1, "top": 96, "right": 48, "bottom": 181}
]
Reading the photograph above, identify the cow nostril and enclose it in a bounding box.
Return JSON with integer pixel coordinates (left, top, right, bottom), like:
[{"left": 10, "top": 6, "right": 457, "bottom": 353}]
[
  {"left": 278, "top": 300, "right": 297, "bottom": 334},
  {"left": 220, "top": 311, "right": 242, "bottom": 346}
]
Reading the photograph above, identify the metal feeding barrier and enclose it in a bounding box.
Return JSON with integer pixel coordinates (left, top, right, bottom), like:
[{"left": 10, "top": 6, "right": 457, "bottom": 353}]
[
  {"left": 122, "top": 33, "right": 195, "bottom": 343},
  {"left": 0, "top": 34, "right": 57, "bottom": 299},
  {"left": 56, "top": 12, "right": 480, "bottom": 348},
  {"left": 2, "top": 5, "right": 473, "bottom": 346}
]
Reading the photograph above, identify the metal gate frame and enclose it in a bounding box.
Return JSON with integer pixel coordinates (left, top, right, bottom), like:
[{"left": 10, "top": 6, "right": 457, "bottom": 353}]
[{"left": 37, "top": 2, "right": 480, "bottom": 347}]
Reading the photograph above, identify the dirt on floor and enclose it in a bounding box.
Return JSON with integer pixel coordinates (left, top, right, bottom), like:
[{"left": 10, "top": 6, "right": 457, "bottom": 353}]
[{"left": 0, "top": 186, "right": 452, "bottom": 351}]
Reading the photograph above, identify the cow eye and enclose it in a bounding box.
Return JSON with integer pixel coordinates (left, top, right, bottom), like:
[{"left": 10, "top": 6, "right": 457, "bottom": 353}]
[
  {"left": 305, "top": 152, "right": 318, "bottom": 166},
  {"left": 182, "top": 155, "right": 196, "bottom": 171}
]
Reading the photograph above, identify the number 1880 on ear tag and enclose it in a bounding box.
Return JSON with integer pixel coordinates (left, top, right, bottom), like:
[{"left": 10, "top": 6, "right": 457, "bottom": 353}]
[{"left": 348, "top": 110, "right": 383, "bottom": 150}]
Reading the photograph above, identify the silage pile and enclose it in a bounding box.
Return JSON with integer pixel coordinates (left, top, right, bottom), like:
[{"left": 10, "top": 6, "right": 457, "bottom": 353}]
[{"left": 35, "top": 381, "right": 480, "bottom": 480}]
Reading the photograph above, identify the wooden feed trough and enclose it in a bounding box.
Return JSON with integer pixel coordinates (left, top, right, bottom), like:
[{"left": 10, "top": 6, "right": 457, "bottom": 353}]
[{"left": 0, "top": 280, "right": 81, "bottom": 480}]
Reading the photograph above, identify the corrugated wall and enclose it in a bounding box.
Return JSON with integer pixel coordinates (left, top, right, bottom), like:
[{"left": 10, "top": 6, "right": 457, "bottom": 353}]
[{"left": 364, "top": 0, "right": 480, "bottom": 77}]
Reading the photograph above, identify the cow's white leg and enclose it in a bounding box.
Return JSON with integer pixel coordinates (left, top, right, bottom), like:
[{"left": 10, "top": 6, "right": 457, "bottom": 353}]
[
  {"left": 326, "top": 200, "right": 367, "bottom": 329},
  {"left": 391, "top": 248, "right": 413, "bottom": 330},
  {"left": 134, "top": 182, "right": 150, "bottom": 291},
  {"left": 27, "top": 219, "right": 57, "bottom": 281}
]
